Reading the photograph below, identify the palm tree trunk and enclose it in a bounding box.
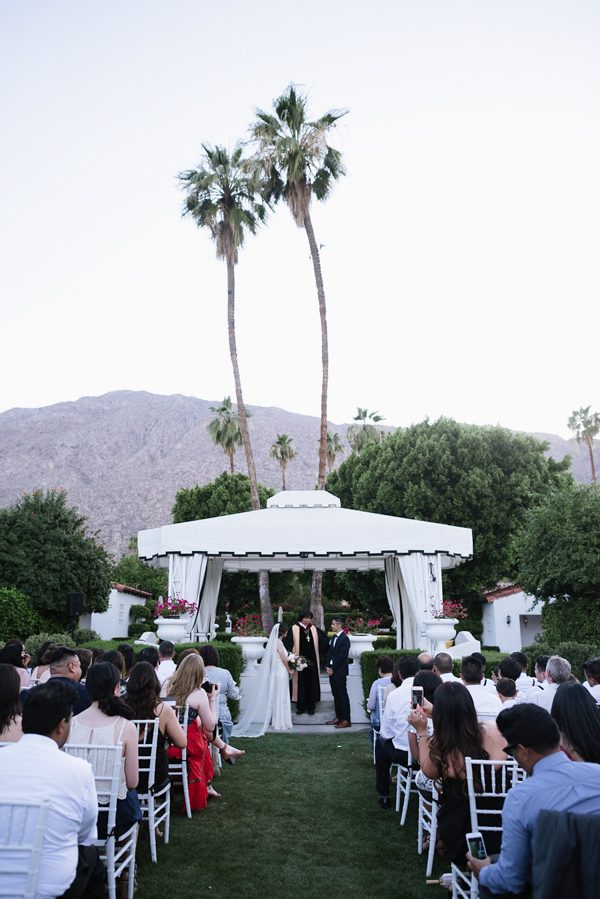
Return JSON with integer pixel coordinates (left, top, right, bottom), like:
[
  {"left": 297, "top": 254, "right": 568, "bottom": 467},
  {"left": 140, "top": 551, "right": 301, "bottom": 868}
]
[
  {"left": 227, "top": 259, "right": 273, "bottom": 632},
  {"left": 281, "top": 463, "right": 286, "bottom": 491},
  {"left": 304, "top": 210, "right": 328, "bottom": 626},
  {"left": 586, "top": 436, "right": 597, "bottom": 483},
  {"left": 228, "top": 450, "right": 234, "bottom": 475}
]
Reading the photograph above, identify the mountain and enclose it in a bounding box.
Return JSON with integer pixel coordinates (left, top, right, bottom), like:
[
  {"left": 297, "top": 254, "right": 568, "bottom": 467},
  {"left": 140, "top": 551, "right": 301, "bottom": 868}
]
[{"left": 0, "top": 390, "right": 595, "bottom": 557}]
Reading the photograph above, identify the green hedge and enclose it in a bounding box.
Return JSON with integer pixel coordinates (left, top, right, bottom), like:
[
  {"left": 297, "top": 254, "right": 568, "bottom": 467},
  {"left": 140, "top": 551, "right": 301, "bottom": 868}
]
[
  {"left": 0, "top": 587, "right": 39, "bottom": 642},
  {"left": 522, "top": 641, "right": 600, "bottom": 681},
  {"left": 541, "top": 598, "right": 600, "bottom": 646}
]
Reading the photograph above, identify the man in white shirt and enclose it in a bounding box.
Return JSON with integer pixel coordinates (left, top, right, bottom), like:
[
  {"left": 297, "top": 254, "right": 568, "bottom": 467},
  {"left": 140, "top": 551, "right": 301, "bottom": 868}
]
[
  {"left": 510, "top": 651, "right": 543, "bottom": 697},
  {"left": 432, "top": 651, "right": 460, "bottom": 682},
  {"left": 583, "top": 657, "right": 600, "bottom": 704},
  {"left": 520, "top": 655, "right": 572, "bottom": 713},
  {"left": 534, "top": 654, "right": 550, "bottom": 688},
  {"left": 0, "top": 680, "right": 104, "bottom": 899},
  {"left": 156, "top": 640, "right": 177, "bottom": 687},
  {"left": 375, "top": 655, "right": 419, "bottom": 808},
  {"left": 461, "top": 656, "right": 502, "bottom": 719}
]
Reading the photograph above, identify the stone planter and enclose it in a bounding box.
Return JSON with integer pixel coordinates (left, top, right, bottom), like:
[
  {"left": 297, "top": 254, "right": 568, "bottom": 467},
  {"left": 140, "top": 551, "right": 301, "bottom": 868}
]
[
  {"left": 348, "top": 633, "right": 376, "bottom": 668},
  {"left": 421, "top": 618, "right": 459, "bottom": 653},
  {"left": 155, "top": 616, "right": 192, "bottom": 643},
  {"left": 231, "top": 635, "right": 267, "bottom": 675}
]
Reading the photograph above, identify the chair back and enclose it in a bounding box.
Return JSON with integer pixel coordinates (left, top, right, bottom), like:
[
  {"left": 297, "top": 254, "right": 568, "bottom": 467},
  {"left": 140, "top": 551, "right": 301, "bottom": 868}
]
[
  {"left": 63, "top": 743, "right": 122, "bottom": 837},
  {"left": 132, "top": 719, "right": 160, "bottom": 795},
  {"left": 376, "top": 685, "right": 386, "bottom": 724},
  {"left": 0, "top": 799, "right": 49, "bottom": 899},
  {"left": 465, "top": 757, "right": 522, "bottom": 838}
]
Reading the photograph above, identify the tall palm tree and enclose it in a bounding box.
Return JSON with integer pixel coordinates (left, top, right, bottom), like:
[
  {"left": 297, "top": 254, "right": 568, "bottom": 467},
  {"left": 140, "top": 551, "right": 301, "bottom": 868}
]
[
  {"left": 251, "top": 85, "right": 346, "bottom": 490},
  {"left": 325, "top": 431, "right": 344, "bottom": 472},
  {"left": 207, "top": 396, "right": 243, "bottom": 474},
  {"left": 270, "top": 433, "right": 297, "bottom": 490},
  {"left": 568, "top": 405, "right": 600, "bottom": 483},
  {"left": 347, "top": 407, "right": 386, "bottom": 453},
  {"left": 179, "top": 145, "right": 273, "bottom": 630}
]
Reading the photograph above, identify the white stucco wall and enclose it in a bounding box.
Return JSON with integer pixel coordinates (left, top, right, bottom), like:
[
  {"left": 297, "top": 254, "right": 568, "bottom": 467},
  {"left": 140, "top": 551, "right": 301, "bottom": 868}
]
[
  {"left": 79, "top": 588, "right": 142, "bottom": 640},
  {"left": 482, "top": 591, "right": 542, "bottom": 653}
]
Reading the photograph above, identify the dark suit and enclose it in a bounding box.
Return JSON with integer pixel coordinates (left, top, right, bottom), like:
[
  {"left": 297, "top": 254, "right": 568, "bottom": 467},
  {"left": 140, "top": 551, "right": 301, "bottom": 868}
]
[{"left": 326, "top": 631, "right": 351, "bottom": 723}]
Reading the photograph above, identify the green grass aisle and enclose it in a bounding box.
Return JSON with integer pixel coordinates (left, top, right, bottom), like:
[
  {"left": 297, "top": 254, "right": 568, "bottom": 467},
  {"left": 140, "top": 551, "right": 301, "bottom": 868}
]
[{"left": 136, "top": 733, "right": 449, "bottom": 898}]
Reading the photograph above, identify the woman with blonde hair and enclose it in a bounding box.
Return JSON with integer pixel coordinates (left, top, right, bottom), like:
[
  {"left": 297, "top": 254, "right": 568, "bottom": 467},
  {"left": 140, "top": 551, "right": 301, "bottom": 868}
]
[{"left": 165, "top": 653, "right": 244, "bottom": 810}]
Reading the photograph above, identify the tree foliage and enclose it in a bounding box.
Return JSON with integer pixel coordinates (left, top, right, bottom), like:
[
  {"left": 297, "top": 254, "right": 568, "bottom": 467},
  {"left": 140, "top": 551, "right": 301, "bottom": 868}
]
[
  {"left": 111, "top": 538, "right": 168, "bottom": 599},
  {"left": 567, "top": 405, "right": 600, "bottom": 483},
  {"left": 514, "top": 482, "right": 600, "bottom": 601},
  {"left": 347, "top": 407, "right": 386, "bottom": 452},
  {"left": 326, "top": 418, "right": 571, "bottom": 596},
  {"left": 0, "top": 586, "right": 39, "bottom": 642},
  {"left": 0, "top": 490, "right": 111, "bottom": 625},
  {"left": 172, "top": 473, "right": 273, "bottom": 523},
  {"left": 207, "top": 396, "right": 243, "bottom": 474}
]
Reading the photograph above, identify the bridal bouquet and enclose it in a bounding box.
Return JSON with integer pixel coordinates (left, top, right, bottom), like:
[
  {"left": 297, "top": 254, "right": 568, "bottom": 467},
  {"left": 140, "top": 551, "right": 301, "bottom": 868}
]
[{"left": 287, "top": 652, "right": 308, "bottom": 672}]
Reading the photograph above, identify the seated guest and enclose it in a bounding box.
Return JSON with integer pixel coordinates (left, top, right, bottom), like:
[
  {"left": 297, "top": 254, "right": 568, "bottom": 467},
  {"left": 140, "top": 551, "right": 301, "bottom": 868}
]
[
  {"left": 472, "top": 652, "right": 497, "bottom": 693},
  {"left": 582, "top": 657, "right": 600, "bottom": 704},
  {"left": 467, "top": 704, "right": 600, "bottom": 898},
  {"left": 417, "top": 651, "right": 434, "bottom": 670},
  {"left": 74, "top": 648, "right": 93, "bottom": 683},
  {"left": 551, "top": 681, "right": 600, "bottom": 764},
  {"left": 460, "top": 656, "right": 502, "bottom": 719},
  {"left": 30, "top": 640, "right": 57, "bottom": 684},
  {"left": 124, "top": 660, "right": 186, "bottom": 795},
  {"left": 47, "top": 645, "right": 92, "bottom": 714},
  {"left": 137, "top": 645, "right": 159, "bottom": 669},
  {"left": 0, "top": 640, "right": 31, "bottom": 688},
  {"left": 367, "top": 655, "right": 394, "bottom": 735},
  {"left": 375, "top": 655, "right": 420, "bottom": 808},
  {"left": 534, "top": 654, "right": 550, "bottom": 687},
  {"left": 69, "top": 662, "right": 141, "bottom": 834},
  {"left": 520, "top": 655, "right": 571, "bottom": 713},
  {"left": 0, "top": 663, "right": 23, "bottom": 741},
  {"left": 409, "top": 681, "right": 506, "bottom": 868},
  {"left": 496, "top": 677, "right": 518, "bottom": 708},
  {"left": 198, "top": 644, "right": 241, "bottom": 744},
  {"left": 103, "top": 650, "right": 127, "bottom": 693},
  {"left": 510, "top": 651, "right": 542, "bottom": 696},
  {"left": 406, "top": 670, "right": 443, "bottom": 763},
  {"left": 117, "top": 644, "right": 135, "bottom": 680},
  {"left": 498, "top": 657, "right": 522, "bottom": 683},
  {"left": 91, "top": 648, "right": 105, "bottom": 665},
  {"left": 432, "top": 652, "right": 460, "bottom": 682},
  {"left": 0, "top": 680, "right": 104, "bottom": 899},
  {"left": 156, "top": 641, "right": 177, "bottom": 687}
]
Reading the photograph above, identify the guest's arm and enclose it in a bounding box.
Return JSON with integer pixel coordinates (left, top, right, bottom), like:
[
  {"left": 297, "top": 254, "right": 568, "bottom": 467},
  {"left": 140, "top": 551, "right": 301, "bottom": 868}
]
[
  {"left": 122, "top": 720, "right": 140, "bottom": 789},
  {"left": 408, "top": 708, "right": 440, "bottom": 780}
]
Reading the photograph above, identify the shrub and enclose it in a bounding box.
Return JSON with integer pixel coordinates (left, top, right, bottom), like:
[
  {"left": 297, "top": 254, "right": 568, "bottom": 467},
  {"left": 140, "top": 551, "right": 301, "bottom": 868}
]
[
  {"left": 72, "top": 627, "right": 101, "bottom": 644},
  {"left": 541, "top": 597, "right": 600, "bottom": 646},
  {"left": 0, "top": 587, "right": 38, "bottom": 642},
  {"left": 25, "top": 632, "right": 75, "bottom": 662},
  {"left": 521, "top": 640, "right": 600, "bottom": 680}
]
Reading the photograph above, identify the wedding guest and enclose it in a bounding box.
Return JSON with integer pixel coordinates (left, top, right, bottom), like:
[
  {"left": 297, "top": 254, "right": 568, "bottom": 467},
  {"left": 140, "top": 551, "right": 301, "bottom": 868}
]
[
  {"left": 510, "top": 650, "right": 542, "bottom": 696},
  {"left": 74, "top": 648, "right": 93, "bottom": 682},
  {"left": 0, "top": 640, "right": 31, "bottom": 689},
  {"left": 30, "top": 640, "right": 56, "bottom": 684},
  {"left": 367, "top": 655, "right": 394, "bottom": 736},
  {"left": 124, "top": 661, "right": 186, "bottom": 797},
  {"left": 198, "top": 644, "right": 240, "bottom": 744},
  {"left": 375, "top": 655, "right": 420, "bottom": 808},
  {"left": 406, "top": 670, "right": 443, "bottom": 762},
  {"left": 69, "top": 662, "right": 141, "bottom": 835},
  {"left": 551, "top": 681, "right": 600, "bottom": 763},
  {"left": 496, "top": 677, "right": 518, "bottom": 708},
  {"left": 91, "top": 648, "right": 105, "bottom": 664},
  {"left": 138, "top": 646, "right": 159, "bottom": 668},
  {"left": 460, "top": 656, "right": 502, "bottom": 719},
  {"left": 520, "top": 655, "right": 571, "bottom": 713},
  {"left": 156, "top": 641, "right": 177, "bottom": 687},
  {"left": 408, "top": 681, "right": 506, "bottom": 867},
  {"left": 467, "top": 705, "right": 600, "bottom": 898},
  {"left": 0, "top": 663, "right": 23, "bottom": 741},
  {"left": 103, "top": 650, "right": 127, "bottom": 692},
  {"left": 46, "top": 645, "right": 92, "bottom": 714},
  {"left": 535, "top": 654, "right": 550, "bottom": 687},
  {"left": 117, "top": 644, "right": 135, "bottom": 679},
  {"left": 582, "top": 657, "right": 600, "bottom": 703},
  {"left": 432, "top": 652, "right": 460, "bottom": 683},
  {"left": 417, "top": 652, "right": 434, "bottom": 670},
  {"left": 0, "top": 680, "right": 104, "bottom": 899},
  {"left": 497, "top": 657, "right": 522, "bottom": 683}
]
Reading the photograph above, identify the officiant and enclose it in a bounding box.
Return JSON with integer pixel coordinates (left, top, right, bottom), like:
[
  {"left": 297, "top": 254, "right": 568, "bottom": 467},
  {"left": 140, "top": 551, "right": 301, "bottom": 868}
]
[{"left": 284, "top": 609, "right": 328, "bottom": 715}]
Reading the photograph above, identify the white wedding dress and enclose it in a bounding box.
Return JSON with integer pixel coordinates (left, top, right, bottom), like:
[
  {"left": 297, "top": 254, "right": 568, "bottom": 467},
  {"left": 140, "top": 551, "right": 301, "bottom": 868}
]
[{"left": 270, "top": 639, "right": 293, "bottom": 731}]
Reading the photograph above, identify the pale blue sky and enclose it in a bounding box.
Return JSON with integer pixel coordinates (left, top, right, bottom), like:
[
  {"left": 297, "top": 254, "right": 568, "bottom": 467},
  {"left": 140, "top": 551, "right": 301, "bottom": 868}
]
[{"left": 1, "top": 1, "right": 599, "bottom": 436}]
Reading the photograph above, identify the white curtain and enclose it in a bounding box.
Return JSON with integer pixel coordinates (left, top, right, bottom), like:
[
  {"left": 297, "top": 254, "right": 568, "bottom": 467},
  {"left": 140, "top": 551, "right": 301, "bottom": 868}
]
[
  {"left": 232, "top": 625, "right": 278, "bottom": 738},
  {"left": 196, "top": 558, "right": 224, "bottom": 637},
  {"left": 168, "top": 553, "right": 208, "bottom": 639},
  {"left": 385, "top": 554, "right": 443, "bottom": 649}
]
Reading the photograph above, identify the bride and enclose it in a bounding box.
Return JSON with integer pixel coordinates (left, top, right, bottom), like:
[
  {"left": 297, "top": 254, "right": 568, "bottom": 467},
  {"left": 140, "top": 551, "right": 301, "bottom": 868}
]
[{"left": 232, "top": 623, "right": 293, "bottom": 737}]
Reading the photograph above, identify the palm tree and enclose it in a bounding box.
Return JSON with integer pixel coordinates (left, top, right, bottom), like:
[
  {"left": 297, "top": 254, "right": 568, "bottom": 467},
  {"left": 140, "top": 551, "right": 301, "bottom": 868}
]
[
  {"left": 251, "top": 85, "right": 346, "bottom": 490},
  {"left": 347, "top": 407, "right": 386, "bottom": 452},
  {"left": 207, "top": 396, "right": 243, "bottom": 474},
  {"left": 568, "top": 406, "right": 600, "bottom": 483},
  {"left": 270, "top": 433, "right": 297, "bottom": 490},
  {"left": 325, "top": 431, "right": 344, "bottom": 472},
  {"left": 179, "top": 144, "right": 273, "bottom": 630}
]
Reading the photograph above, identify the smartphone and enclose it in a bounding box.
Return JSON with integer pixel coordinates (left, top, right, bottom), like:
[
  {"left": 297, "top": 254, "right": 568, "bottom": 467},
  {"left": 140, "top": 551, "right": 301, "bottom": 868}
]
[
  {"left": 466, "top": 832, "right": 487, "bottom": 860},
  {"left": 201, "top": 681, "right": 213, "bottom": 695},
  {"left": 411, "top": 686, "right": 424, "bottom": 709}
]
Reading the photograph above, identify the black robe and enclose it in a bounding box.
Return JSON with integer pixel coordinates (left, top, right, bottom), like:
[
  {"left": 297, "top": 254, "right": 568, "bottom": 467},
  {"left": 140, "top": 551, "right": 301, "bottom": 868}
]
[{"left": 283, "top": 623, "right": 328, "bottom": 712}]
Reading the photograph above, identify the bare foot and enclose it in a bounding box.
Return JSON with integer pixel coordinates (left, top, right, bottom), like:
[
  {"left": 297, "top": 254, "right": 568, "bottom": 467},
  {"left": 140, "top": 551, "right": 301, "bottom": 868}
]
[
  {"left": 220, "top": 744, "right": 245, "bottom": 765},
  {"left": 207, "top": 785, "right": 221, "bottom": 798}
]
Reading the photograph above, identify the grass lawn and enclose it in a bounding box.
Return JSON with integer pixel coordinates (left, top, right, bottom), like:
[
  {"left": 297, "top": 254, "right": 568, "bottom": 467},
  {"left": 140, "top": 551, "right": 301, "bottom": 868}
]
[{"left": 136, "top": 732, "right": 449, "bottom": 899}]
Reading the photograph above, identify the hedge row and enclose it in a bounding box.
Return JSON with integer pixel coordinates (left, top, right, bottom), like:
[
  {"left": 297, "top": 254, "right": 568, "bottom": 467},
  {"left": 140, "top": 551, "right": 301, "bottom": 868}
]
[{"left": 521, "top": 641, "right": 600, "bottom": 681}]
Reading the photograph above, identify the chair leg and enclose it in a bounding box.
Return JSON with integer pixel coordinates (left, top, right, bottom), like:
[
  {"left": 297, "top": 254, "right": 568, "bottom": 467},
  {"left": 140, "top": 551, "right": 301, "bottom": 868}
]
[
  {"left": 164, "top": 792, "right": 171, "bottom": 845},
  {"left": 182, "top": 763, "right": 192, "bottom": 819},
  {"left": 400, "top": 770, "right": 412, "bottom": 826},
  {"left": 425, "top": 808, "right": 437, "bottom": 877},
  {"left": 148, "top": 798, "right": 157, "bottom": 863}
]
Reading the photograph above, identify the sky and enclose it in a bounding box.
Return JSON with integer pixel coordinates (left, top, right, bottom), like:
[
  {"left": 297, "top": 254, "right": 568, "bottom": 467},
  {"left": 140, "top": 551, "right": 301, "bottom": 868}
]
[{"left": 1, "top": 1, "right": 599, "bottom": 438}]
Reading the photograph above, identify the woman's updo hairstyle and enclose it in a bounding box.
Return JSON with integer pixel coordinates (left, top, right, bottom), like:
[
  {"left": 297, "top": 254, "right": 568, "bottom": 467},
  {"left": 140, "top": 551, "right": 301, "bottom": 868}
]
[{"left": 84, "top": 662, "right": 133, "bottom": 719}]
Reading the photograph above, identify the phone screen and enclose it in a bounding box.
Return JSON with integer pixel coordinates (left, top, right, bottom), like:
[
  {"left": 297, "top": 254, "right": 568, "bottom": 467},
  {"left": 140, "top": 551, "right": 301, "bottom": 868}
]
[
  {"left": 411, "top": 687, "right": 423, "bottom": 709},
  {"left": 467, "top": 834, "right": 487, "bottom": 860}
]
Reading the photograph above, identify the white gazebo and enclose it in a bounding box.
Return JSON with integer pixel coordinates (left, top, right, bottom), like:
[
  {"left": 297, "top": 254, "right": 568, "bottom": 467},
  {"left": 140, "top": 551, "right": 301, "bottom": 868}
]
[{"left": 138, "top": 490, "right": 473, "bottom": 649}]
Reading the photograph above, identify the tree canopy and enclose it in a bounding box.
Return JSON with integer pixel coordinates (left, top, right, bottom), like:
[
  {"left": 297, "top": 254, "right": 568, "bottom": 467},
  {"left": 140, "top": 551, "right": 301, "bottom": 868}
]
[
  {"left": 514, "top": 482, "right": 600, "bottom": 601},
  {"left": 0, "top": 490, "right": 111, "bottom": 627},
  {"left": 172, "top": 472, "right": 273, "bottom": 524},
  {"left": 326, "top": 418, "right": 571, "bottom": 597}
]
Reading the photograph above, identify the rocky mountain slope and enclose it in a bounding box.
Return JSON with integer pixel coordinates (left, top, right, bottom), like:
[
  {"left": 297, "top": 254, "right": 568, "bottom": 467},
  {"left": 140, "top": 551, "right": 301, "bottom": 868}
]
[{"left": 0, "top": 391, "right": 595, "bottom": 557}]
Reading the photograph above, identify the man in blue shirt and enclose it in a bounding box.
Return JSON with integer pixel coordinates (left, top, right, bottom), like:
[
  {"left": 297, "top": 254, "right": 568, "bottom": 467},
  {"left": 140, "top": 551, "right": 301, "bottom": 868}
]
[{"left": 468, "top": 704, "right": 600, "bottom": 898}]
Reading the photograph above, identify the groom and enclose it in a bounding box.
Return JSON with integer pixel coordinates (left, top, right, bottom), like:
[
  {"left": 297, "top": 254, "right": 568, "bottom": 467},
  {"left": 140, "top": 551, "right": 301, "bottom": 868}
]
[
  {"left": 325, "top": 617, "right": 351, "bottom": 728},
  {"left": 284, "top": 609, "right": 327, "bottom": 715}
]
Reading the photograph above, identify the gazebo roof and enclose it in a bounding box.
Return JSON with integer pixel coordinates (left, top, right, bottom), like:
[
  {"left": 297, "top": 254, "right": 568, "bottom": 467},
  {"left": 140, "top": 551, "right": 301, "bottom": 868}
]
[{"left": 138, "top": 490, "right": 473, "bottom": 573}]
